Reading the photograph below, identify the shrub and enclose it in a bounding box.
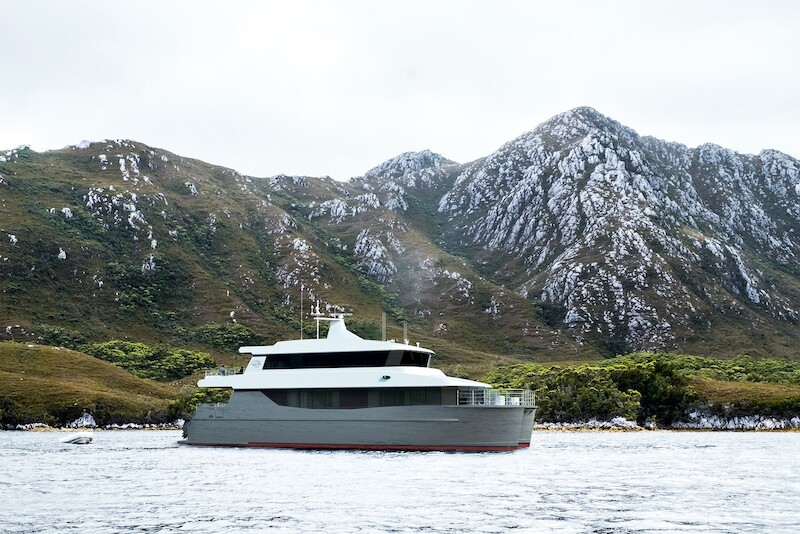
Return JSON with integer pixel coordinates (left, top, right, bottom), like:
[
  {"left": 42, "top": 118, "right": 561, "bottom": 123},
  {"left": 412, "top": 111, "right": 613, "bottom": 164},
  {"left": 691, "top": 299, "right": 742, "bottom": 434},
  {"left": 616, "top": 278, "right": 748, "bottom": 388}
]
[
  {"left": 485, "top": 364, "right": 641, "bottom": 422},
  {"left": 35, "top": 324, "right": 87, "bottom": 350},
  {"left": 191, "top": 323, "right": 265, "bottom": 351},
  {"left": 84, "top": 341, "right": 214, "bottom": 381},
  {"left": 601, "top": 356, "right": 696, "bottom": 425}
]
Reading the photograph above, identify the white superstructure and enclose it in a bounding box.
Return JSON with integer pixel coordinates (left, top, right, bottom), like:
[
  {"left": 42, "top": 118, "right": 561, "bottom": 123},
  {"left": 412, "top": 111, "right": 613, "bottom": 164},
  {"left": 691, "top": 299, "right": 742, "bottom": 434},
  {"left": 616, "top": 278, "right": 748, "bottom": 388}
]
[{"left": 198, "top": 315, "right": 493, "bottom": 391}]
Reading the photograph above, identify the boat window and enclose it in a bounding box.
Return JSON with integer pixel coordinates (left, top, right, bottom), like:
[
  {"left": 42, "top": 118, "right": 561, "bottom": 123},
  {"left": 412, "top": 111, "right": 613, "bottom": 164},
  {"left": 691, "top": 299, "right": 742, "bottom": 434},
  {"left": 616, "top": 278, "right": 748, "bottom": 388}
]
[
  {"left": 309, "top": 389, "right": 334, "bottom": 409},
  {"left": 261, "top": 387, "right": 446, "bottom": 408},
  {"left": 261, "top": 350, "right": 431, "bottom": 369},
  {"left": 400, "top": 351, "right": 430, "bottom": 367},
  {"left": 339, "top": 389, "right": 369, "bottom": 408},
  {"left": 411, "top": 388, "right": 441, "bottom": 405},
  {"left": 381, "top": 388, "right": 400, "bottom": 406},
  {"left": 264, "top": 390, "right": 288, "bottom": 405}
]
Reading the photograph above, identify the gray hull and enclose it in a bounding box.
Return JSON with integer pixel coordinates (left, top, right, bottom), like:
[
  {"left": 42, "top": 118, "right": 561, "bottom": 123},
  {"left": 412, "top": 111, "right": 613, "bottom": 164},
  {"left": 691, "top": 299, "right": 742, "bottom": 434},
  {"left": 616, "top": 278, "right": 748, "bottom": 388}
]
[
  {"left": 519, "top": 408, "right": 536, "bottom": 447},
  {"left": 181, "top": 391, "right": 531, "bottom": 451}
]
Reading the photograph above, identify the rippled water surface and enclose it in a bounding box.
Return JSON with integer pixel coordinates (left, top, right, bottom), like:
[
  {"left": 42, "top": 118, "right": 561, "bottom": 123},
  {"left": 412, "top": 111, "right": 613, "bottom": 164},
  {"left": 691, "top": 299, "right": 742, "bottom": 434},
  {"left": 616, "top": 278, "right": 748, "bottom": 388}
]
[{"left": 2, "top": 430, "right": 799, "bottom": 533}]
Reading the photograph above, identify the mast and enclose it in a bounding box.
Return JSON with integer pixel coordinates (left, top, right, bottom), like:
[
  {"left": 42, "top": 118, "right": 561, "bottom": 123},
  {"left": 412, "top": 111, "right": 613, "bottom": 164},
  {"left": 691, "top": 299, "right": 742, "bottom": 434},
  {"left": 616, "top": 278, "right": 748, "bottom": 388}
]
[{"left": 310, "top": 301, "right": 323, "bottom": 339}]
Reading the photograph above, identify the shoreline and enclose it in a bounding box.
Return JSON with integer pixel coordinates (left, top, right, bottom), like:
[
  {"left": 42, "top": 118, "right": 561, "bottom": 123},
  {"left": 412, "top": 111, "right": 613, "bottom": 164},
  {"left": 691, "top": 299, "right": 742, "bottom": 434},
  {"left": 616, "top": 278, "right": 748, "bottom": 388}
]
[
  {"left": 5, "top": 420, "right": 800, "bottom": 433},
  {"left": 3, "top": 422, "right": 184, "bottom": 432},
  {"left": 5, "top": 428, "right": 800, "bottom": 434},
  {"left": 533, "top": 425, "right": 800, "bottom": 432},
  {"left": 0, "top": 411, "right": 185, "bottom": 432},
  {"left": 534, "top": 413, "right": 800, "bottom": 432},
  {"left": 5, "top": 410, "right": 800, "bottom": 433}
]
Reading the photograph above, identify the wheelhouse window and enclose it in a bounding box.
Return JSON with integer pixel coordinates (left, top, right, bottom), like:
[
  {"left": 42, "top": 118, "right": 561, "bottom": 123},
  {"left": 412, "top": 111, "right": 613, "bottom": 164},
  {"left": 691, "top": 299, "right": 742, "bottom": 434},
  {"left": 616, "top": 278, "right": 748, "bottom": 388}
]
[
  {"left": 400, "top": 351, "right": 429, "bottom": 366},
  {"left": 262, "top": 350, "right": 431, "bottom": 369}
]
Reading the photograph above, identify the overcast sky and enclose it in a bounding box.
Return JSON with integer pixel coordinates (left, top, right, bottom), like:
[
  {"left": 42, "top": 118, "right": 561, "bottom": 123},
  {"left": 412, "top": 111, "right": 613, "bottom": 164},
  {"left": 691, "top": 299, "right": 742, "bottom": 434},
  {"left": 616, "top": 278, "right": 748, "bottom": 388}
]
[{"left": 2, "top": 1, "right": 798, "bottom": 180}]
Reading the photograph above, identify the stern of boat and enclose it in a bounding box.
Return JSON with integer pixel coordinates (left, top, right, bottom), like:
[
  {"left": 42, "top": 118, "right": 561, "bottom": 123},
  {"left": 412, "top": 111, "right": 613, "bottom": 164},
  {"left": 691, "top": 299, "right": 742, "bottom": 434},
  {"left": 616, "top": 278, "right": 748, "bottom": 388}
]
[{"left": 458, "top": 388, "right": 537, "bottom": 448}]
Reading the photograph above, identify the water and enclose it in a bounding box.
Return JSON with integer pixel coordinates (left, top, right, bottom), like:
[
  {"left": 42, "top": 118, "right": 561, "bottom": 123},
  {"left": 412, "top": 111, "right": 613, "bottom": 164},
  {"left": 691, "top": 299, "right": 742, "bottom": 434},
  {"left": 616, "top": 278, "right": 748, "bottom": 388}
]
[{"left": 1, "top": 430, "right": 799, "bottom": 533}]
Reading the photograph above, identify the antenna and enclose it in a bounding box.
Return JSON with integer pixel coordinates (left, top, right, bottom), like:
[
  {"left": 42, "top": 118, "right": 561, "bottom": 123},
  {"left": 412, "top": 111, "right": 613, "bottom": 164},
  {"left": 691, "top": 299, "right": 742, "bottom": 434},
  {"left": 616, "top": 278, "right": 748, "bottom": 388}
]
[
  {"left": 403, "top": 320, "right": 408, "bottom": 345},
  {"left": 382, "top": 312, "right": 386, "bottom": 341},
  {"left": 300, "top": 284, "right": 304, "bottom": 340}
]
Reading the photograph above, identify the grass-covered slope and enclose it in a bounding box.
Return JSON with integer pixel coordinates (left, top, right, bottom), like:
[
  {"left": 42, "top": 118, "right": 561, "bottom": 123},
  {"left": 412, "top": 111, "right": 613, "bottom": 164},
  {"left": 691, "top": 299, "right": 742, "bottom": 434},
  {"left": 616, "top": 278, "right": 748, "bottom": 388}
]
[
  {"left": 0, "top": 342, "right": 182, "bottom": 426},
  {"left": 485, "top": 352, "right": 800, "bottom": 425}
]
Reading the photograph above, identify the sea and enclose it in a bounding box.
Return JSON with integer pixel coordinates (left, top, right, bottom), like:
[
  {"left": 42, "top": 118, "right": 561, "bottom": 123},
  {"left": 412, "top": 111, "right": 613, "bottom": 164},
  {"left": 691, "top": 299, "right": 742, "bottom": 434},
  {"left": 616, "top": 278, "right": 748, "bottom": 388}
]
[{"left": 1, "top": 430, "right": 799, "bottom": 533}]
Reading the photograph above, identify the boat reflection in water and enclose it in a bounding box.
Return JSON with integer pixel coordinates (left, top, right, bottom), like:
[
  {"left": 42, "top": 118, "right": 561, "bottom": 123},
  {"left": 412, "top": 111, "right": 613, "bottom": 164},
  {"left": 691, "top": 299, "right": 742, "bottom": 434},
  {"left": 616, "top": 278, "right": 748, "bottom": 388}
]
[{"left": 180, "top": 314, "right": 536, "bottom": 451}]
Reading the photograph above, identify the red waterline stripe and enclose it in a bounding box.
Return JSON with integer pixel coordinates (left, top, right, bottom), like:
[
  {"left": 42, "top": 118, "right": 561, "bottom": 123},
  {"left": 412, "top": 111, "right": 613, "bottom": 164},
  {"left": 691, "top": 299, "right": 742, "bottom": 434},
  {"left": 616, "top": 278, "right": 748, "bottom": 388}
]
[{"left": 186, "top": 442, "right": 525, "bottom": 452}]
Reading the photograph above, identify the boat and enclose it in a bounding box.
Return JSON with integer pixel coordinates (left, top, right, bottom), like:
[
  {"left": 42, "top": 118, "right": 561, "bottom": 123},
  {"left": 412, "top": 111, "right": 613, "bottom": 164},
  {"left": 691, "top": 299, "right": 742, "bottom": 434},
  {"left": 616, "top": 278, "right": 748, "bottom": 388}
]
[
  {"left": 179, "top": 314, "right": 536, "bottom": 451},
  {"left": 59, "top": 431, "right": 93, "bottom": 445}
]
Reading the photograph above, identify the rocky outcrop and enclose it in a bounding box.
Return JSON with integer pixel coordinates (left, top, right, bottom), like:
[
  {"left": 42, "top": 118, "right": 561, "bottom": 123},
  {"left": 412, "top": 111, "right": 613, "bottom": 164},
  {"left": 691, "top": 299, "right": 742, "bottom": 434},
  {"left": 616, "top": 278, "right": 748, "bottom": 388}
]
[{"left": 671, "top": 411, "right": 800, "bottom": 430}]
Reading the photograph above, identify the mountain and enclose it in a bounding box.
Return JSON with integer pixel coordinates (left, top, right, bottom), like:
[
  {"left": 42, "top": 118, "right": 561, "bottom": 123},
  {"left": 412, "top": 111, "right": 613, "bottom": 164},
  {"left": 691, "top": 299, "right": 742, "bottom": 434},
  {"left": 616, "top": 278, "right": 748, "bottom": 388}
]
[
  {"left": 436, "top": 108, "right": 800, "bottom": 356},
  {"left": 2, "top": 108, "right": 799, "bottom": 371}
]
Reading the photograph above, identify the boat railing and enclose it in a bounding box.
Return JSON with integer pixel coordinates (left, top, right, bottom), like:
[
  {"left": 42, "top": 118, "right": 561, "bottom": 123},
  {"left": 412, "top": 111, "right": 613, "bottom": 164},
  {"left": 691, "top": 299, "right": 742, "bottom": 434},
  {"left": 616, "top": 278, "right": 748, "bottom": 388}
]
[
  {"left": 458, "top": 388, "right": 536, "bottom": 407},
  {"left": 204, "top": 367, "right": 244, "bottom": 378}
]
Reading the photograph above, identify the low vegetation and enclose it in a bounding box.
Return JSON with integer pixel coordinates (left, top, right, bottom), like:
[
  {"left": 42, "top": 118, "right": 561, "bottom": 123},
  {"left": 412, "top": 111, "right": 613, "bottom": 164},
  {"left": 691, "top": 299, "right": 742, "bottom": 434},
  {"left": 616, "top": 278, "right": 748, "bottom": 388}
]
[
  {"left": 189, "top": 323, "right": 265, "bottom": 352},
  {"left": 82, "top": 341, "right": 215, "bottom": 382},
  {"left": 3, "top": 339, "right": 800, "bottom": 427},
  {"left": 485, "top": 352, "right": 800, "bottom": 425}
]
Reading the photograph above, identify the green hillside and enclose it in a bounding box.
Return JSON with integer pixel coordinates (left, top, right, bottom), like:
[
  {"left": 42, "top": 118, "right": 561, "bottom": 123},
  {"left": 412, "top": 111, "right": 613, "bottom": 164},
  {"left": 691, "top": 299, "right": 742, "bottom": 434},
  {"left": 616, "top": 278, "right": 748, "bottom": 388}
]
[
  {"left": 0, "top": 342, "right": 183, "bottom": 426},
  {"left": 0, "top": 142, "right": 587, "bottom": 366}
]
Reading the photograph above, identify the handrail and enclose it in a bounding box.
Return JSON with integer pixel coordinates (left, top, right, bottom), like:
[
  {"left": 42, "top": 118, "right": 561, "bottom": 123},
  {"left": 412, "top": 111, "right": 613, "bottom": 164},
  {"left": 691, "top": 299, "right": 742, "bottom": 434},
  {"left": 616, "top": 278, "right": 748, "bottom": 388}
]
[
  {"left": 458, "top": 388, "right": 536, "bottom": 407},
  {"left": 204, "top": 368, "right": 244, "bottom": 377}
]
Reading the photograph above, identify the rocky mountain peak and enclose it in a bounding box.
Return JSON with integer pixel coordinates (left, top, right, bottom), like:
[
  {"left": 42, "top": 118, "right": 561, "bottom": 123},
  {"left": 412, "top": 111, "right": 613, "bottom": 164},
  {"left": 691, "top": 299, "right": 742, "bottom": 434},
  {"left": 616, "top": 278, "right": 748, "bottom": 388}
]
[
  {"left": 362, "top": 150, "right": 456, "bottom": 181},
  {"left": 437, "top": 108, "right": 800, "bottom": 354},
  {"left": 534, "top": 106, "right": 637, "bottom": 145}
]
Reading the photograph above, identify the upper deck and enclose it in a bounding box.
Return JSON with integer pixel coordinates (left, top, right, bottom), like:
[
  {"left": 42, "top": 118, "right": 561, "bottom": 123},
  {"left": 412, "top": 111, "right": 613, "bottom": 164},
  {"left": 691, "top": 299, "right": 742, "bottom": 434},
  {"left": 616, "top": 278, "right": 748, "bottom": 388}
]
[
  {"left": 238, "top": 315, "right": 434, "bottom": 370},
  {"left": 199, "top": 315, "right": 495, "bottom": 392}
]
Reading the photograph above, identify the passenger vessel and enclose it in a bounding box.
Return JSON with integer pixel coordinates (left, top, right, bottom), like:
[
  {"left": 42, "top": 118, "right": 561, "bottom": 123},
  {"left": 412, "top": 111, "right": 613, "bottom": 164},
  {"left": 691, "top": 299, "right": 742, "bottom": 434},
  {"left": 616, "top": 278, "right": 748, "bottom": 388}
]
[{"left": 180, "top": 314, "right": 536, "bottom": 451}]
